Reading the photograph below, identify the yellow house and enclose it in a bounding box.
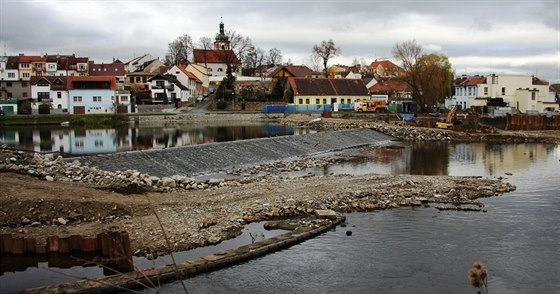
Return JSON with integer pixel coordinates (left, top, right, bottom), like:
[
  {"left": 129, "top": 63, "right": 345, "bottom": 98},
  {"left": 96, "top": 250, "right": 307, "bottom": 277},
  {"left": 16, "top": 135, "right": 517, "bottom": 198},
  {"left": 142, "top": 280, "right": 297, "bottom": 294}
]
[
  {"left": 186, "top": 63, "right": 210, "bottom": 92},
  {"left": 288, "top": 78, "right": 369, "bottom": 106}
]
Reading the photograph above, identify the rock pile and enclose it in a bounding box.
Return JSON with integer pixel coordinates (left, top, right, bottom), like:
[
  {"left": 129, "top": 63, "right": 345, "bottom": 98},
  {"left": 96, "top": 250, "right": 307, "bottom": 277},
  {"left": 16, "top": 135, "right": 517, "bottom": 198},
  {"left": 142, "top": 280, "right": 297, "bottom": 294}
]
[
  {"left": 0, "top": 149, "right": 243, "bottom": 192},
  {"left": 284, "top": 118, "right": 453, "bottom": 141}
]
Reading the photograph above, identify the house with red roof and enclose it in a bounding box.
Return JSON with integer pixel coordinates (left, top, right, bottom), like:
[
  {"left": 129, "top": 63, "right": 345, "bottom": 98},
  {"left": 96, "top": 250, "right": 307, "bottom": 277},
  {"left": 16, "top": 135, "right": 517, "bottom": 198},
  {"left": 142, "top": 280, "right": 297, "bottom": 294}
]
[
  {"left": 50, "top": 54, "right": 89, "bottom": 77},
  {"left": 165, "top": 64, "right": 203, "bottom": 106},
  {"left": 368, "top": 79, "right": 412, "bottom": 101},
  {"left": 17, "top": 55, "right": 45, "bottom": 80},
  {"left": 448, "top": 75, "right": 487, "bottom": 110},
  {"left": 365, "top": 60, "right": 402, "bottom": 79},
  {"left": 288, "top": 78, "right": 369, "bottom": 107}
]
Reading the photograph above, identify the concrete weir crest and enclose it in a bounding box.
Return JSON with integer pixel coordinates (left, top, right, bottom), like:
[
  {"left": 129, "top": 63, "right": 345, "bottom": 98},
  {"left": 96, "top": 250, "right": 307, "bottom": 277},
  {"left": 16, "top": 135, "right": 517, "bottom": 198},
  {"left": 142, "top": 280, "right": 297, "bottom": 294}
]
[{"left": 77, "top": 129, "right": 394, "bottom": 178}]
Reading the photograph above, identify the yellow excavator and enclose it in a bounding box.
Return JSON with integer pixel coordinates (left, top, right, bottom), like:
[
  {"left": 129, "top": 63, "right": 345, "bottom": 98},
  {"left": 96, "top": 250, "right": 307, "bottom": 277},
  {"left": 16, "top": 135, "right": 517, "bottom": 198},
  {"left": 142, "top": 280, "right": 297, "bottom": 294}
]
[{"left": 436, "top": 105, "right": 459, "bottom": 129}]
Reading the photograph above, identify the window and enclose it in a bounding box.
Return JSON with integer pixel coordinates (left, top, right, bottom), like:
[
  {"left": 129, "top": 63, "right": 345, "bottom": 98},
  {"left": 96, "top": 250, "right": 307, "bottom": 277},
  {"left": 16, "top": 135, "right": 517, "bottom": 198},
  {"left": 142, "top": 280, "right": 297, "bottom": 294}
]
[
  {"left": 120, "top": 96, "right": 128, "bottom": 102},
  {"left": 531, "top": 92, "right": 536, "bottom": 101},
  {"left": 38, "top": 92, "right": 50, "bottom": 101},
  {"left": 57, "top": 92, "right": 62, "bottom": 99},
  {"left": 156, "top": 81, "right": 164, "bottom": 88},
  {"left": 22, "top": 73, "right": 30, "bottom": 78},
  {"left": 75, "top": 141, "right": 84, "bottom": 148},
  {"left": 6, "top": 82, "right": 12, "bottom": 87},
  {"left": 57, "top": 104, "right": 62, "bottom": 109},
  {"left": 22, "top": 92, "right": 28, "bottom": 98},
  {"left": 21, "top": 63, "right": 30, "bottom": 68},
  {"left": 94, "top": 140, "right": 104, "bottom": 147},
  {"left": 298, "top": 98, "right": 303, "bottom": 104},
  {"left": 305, "top": 98, "right": 310, "bottom": 104},
  {"left": 73, "top": 96, "right": 82, "bottom": 102},
  {"left": 501, "top": 87, "right": 506, "bottom": 95},
  {"left": 484, "top": 87, "right": 488, "bottom": 96},
  {"left": 129, "top": 77, "right": 134, "bottom": 83},
  {"left": 7, "top": 92, "right": 12, "bottom": 97},
  {"left": 316, "top": 99, "right": 320, "bottom": 104},
  {"left": 8, "top": 73, "right": 15, "bottom": 78},
  {"left": 21, "top": 82, "right": 27, "bottom": 87},
  {"left": 93, "top": 96, "right": 102, "bottom": 102},
  {"left": 323, "top": 99, "right": 327, "bottom": 104},
  {"left": 217, "top": 68, "right": 223, "bottom": 72}
]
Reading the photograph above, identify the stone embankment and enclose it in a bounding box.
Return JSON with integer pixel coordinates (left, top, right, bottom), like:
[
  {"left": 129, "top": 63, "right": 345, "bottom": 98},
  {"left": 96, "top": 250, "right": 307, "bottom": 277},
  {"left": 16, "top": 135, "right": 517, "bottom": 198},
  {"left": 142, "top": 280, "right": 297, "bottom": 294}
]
[{"left": 282, "top": 115, "right": 560, "bottom": 143}]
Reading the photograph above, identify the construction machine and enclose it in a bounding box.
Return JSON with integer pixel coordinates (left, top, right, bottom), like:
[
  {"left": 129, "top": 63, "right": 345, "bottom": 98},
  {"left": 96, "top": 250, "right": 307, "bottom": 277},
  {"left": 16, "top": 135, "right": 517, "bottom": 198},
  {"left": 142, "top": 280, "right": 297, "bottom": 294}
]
[
  {"left": 354, "top": 100, "right": 388, "bottom": 113},
  {"left": 436, "top": 105, "right": 459, "bottom": 129}
]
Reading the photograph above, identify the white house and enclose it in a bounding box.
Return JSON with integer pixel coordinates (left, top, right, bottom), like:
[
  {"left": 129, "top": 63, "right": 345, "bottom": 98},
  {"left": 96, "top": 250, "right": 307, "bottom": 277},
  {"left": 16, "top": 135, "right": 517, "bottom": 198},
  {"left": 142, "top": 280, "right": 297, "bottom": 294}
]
[
  {"left": 147, "top": 74, "right": 189, "bottom": 106},
  {"left": 447, "top": 75, "right": 487, "bottom": 109},
  {"left": 30, "top": 76, "right": 70, "bottom": 113},
  {"left": 125, "top": 54, "right": 157, "bottom": 73},
  {"left": 166, "top": 65, "right": 204, "bottom": 103},
  {"left": 0, "top": 55, "right": 19, "bottom": 81},
  {"left": 447, "top": 74, "right": 558, "bottom": 113},
  {"left": 67, "top": 76, "right": 121, "bottom": 114}
]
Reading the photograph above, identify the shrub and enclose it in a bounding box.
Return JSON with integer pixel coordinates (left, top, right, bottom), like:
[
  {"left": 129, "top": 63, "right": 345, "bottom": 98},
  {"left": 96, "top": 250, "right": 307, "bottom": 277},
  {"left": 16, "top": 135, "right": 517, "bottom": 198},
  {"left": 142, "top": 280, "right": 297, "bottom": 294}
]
[{"left": 216, "top": 100, "right": 227, "bottom": 110}]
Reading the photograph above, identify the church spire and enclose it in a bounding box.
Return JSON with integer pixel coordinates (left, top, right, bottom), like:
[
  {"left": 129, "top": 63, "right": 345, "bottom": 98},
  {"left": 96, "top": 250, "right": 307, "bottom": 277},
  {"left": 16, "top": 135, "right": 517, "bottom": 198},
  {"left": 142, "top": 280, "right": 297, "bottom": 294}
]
[{"left": 214, "top": 18, "right": 230, "bottom": 50}]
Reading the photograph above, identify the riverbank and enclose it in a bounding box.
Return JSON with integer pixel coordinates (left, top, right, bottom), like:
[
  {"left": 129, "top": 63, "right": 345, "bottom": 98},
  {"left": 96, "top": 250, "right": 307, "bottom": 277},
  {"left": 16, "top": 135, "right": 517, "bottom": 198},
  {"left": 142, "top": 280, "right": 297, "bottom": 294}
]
[{"left": 282, "top": 113, "right": 560, "bottom": 143}]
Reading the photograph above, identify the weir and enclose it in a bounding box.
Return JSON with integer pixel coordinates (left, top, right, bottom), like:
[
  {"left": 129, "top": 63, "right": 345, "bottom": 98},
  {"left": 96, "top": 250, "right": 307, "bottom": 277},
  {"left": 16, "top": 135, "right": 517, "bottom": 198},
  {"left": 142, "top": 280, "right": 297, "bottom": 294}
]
[{"left": 76, "top": 129, "right": 395, "bottom": 177}]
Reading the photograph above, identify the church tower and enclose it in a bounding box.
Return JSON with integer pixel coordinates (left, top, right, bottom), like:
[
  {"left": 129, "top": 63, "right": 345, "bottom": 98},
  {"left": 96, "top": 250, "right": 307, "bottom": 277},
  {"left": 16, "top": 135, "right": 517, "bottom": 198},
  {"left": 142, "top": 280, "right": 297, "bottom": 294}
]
[{"left": 214, "top": 18, "right": 230, "bottom": 50}]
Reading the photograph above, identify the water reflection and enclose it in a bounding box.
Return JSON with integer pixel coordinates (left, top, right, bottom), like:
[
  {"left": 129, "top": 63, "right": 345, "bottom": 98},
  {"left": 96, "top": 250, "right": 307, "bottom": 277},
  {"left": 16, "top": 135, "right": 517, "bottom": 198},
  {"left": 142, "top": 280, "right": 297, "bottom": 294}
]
[
  {"left": 0, "top": 124, "right": 311, "bottom": 156},
  {"left": 297, "top": 142, "right": 557, "bottom": 177}
]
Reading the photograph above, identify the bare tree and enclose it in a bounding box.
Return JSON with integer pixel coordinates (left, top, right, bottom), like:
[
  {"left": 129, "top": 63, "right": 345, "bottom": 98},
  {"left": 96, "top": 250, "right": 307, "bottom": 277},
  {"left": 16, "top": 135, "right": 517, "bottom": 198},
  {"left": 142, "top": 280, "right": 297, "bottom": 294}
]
[
  {"left": 306, "top": 54, "right": 322, "bottom": 72},
  {"left": 267, "top": 48, "right": 283, "bottom": 66},
  {"left": 195, "top": 36, "right": 214, "bottom": 69},
  {"left": 164, "top": 33, "right": 193, "bottom": 65},
  {"left": 312, "top": 39, "right": 340, "bottom": 72},
  {"left": 222, "top": 30, "right": 253, "bottom": 77},
  {"left": 243, "top": 47, "right": 267, "bottom": 77},
  {"left": 393, "top": 39, "right": 453, "bottom": 112},
  {"left": 197, "top": 37, "right": 213, "bottom": 50}
]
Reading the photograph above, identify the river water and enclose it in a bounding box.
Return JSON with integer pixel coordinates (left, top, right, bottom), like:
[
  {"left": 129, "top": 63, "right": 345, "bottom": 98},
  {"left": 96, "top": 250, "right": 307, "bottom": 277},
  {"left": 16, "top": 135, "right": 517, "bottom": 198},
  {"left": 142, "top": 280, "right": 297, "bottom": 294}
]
[
  {"left": 0, "top": 123, "right": 313, "bottom": 156},
  {"left": 162, "top": 142, "right": 560, "bottom": 294}
]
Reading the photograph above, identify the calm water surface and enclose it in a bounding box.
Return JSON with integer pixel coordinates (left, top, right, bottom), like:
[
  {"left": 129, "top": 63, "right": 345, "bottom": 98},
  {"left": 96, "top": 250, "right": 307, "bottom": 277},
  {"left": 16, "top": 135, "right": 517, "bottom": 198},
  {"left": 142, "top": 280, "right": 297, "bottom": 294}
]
[
  {"left": 165, "top": 142, "right": 560, "bottom": 294},
  {"left": 0, "top": 123, "right": 312, "bottom": 156}
]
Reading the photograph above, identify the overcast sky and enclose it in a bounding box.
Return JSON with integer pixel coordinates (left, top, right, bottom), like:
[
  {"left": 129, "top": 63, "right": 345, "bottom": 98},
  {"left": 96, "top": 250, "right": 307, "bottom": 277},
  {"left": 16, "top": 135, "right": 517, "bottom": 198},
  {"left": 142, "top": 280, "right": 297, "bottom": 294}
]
[{"left": 1, "top": 0, "right": 559, "bottom": 83}]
